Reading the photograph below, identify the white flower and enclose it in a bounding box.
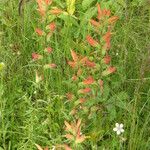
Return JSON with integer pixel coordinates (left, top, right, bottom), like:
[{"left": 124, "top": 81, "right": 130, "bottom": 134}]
[{"left": 113, "top": 123, "right": 124, "bottom": 135}]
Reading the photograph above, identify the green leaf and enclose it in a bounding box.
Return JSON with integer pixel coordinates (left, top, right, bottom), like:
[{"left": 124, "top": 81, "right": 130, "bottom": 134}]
[
  {"left": 106, "top": 104, "right": 116, "bottom": 121},
  {"left": 108, "top": 91, "right": 129, "bottom": 111},
  {"left": 82, "top": 0, "right": 95, "bottom": 10},
  {"left": 80, "top": 7, "right": 97, "bottom": 26},
  {"left": 0, "top": 62, "right": 5, "bottom": 71},
  {"left": 66, "top": 0, "right": 76, "bottom": 15}
]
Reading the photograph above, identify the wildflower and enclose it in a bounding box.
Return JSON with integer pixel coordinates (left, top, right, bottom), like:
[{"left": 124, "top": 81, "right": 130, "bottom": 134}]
[
  {"left": 35, "top": 28, "right": 44, "bottom": 36},
  {"left": 78, "top": 88, "right": 91, "bottom": 94},
  {"left": 32, "top": 53, "right": 43, "bottom": 60},
  {"left": 83, "top": 76, "right": 95, "bottom": 85},
  {"left": 103, "top": 55, "right": 111, "bottom": 64},
  {"left": 102, "top": 66, "right": 116, "bottom": 76},
  {"left": 45, "top": 47, "right": 52, "bottom": 53},
  {"left": 86, "top": 35, "right": 99, "bottom": 47},
  {"left": 108, "top": 16, "right": 119, "bottom": 24},
  {"left": 44, "top": 63, "right": 57, "bottom": 69},
  {"left": 64, "top": 119, "right": 86, "bottom": 144},
  {"left": 113, "top": 123, "right": 124, "bottom": 135}
]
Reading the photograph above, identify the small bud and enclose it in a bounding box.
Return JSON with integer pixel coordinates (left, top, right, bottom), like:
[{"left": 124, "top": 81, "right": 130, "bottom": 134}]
[
  {"left": 32, "top": 53, "right": 43, "bottom": 60},
  {"left": 44, "top": 63, "right": 57, "bottom": 69},
  {"left": 102, "top": 66, "right": 116, "bottom": 76},
  {"left": 45, "top": 47, "right": 52, "bottom": 53},
  {"left": 49, "top": 22, "right": 56, "bottom": 31},
  {"left": 108, "top": 16, "right": 119, "bottom": 24},
  {"left": 78, "top": 88, "right": 91, "bottom": 94},
  {"left": 83, "top": 76, "right": 95, "bottom": 85},
  {"left": 35, "top": 28, "right": 44, "bottom": 36}
]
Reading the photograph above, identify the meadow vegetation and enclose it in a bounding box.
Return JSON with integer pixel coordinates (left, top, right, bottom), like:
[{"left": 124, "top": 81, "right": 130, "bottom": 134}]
[{"left": 0, "top": 0, "right": 150, "bottom": 149}]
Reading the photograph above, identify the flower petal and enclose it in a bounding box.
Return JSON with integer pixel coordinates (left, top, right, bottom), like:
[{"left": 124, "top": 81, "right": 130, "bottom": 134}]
[
  {"left": 115, "top": 123, "right": 119, "bottom": 127},
  {"left": 117, "top": 130, "right": 121, "bottom": 135},
  {"left": 120, "top": 123, "right": 123, "bottom": 128},
  {"left": 113, "top": 127, "right": 117, "bottom": 131}
]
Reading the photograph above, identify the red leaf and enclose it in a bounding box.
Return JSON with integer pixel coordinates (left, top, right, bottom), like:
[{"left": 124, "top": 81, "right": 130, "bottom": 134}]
[
  {"left": 79, "top": 98, "right": 86, "bottom": 103},
  {"left": 66, "top": 93, "right": 74, "bottom": 100},
  {"left": 64, "top": 121, "right": 72, "bottom": 132},
  {"left": 97, "top": 3, "right": 102, "bottom": 20},
  {"left": 86, "top": 35, "right": 99, "bottom": 47},
  {"left": 103, "top": 55, "right": 111, "bottom": 64},
  {"left": 90, "top": 19, "right": 100, "bottom": 27},
  {"left": 45, "top": 47, "right": 52, "bottom": 53},
  {"left": 77, "top": 68, "right": 82, "bottom": 76},
  {"left": 102, "top": 66, "right": 116, "bottom": 76},
  {"left": 68, "top": 61, "right": 76, "bottom": 68},
  {"left": 44, "top": 63, "right": 57, "bottom": 69},
  {"left": 44, "top": 0, "right": 52, "bottom": 5},
  {"left": 108, "top": 16, "right": 119, "bottom": 24},
  {"left": 79, "top": 88, "right": 91, "bottom": 94},
  {"left": 35, "top": 28, "right": 44, "bottom": 36},
  {"left": 49, "top": 8, "right": 63, "bottom": 15},
  {"left": 65, "top": 134, "right": 74, "bottom": 140},
  {"left": 99, "top": 79, "right": 104, "bottom": 93},
  {"left": 85, "top": 59, "right": 96, "bottom": 68},
  {"left": 83, "top": 76, "right": 95, "bottom": 85},
  {"left": 49, "top": 22, "right": 56, "bottom": 31},
  {"left": 102, "top": 9, "right": 111, "bottom": 16},
  {"left": 72, "top": 75, "right": 78, "bottom": 81},
  {"left": 71, "top": 50, "right": 78, "bottom": 62},
  {"left": 32, "top": 53, "right": 43, "bottom": 60}
]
